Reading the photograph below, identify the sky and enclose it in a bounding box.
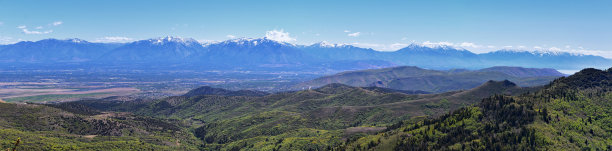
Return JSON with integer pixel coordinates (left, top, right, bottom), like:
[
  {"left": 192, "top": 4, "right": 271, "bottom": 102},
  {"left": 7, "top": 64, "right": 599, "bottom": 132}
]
[{"left": 1, "top": 0, "right": 611, "bottom": 57}]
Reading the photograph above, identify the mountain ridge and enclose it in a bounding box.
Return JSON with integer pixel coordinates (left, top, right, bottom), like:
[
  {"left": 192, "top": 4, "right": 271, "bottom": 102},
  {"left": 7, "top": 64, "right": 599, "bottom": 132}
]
[
  {"left": 1, "top": 37, "right": 610, "bottom": 70},
  {"left": 297, "top": 66, "right": 563, "bottom": 92}
]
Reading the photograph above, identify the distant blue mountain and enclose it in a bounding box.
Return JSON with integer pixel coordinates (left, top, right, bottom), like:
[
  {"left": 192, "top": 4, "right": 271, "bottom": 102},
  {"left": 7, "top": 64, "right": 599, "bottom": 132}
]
[
  {"left": 100, "top": 36, "right": 205, "bottom": 63},
  {"left": 202, "top": 38, "right": 314, "bottom": 66},
  {"left": 301, "top": 41, "right": 380, "bottom": 61},
  {"left": 0, "top": 37, "right": 609, "bottom": 70},
  {"left": 385, "top": 44, "right": 481, "bottom": 68},
  {"left": 0, "top": 38, "right": 120, "bottom": 63},
  {"left": 479, "top": 50, "right": 612, "bottom": 70}
]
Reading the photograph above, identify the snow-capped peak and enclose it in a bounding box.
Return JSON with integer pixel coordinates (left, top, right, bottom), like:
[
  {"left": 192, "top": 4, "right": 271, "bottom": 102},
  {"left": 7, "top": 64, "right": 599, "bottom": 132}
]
[
  {"left": 66, "top": 38, "right": 86, "bottom": 43},
  {"left": 148, "top": 36, "right": 198, "bottom": 45},
  {"left": 310, "top": 41, "right": 352, "bottom": 48},
  {"left": 404, "top": 43, "right": 466, "bottom": 51},
  {"left": 214, "top": 37, "right": 296, "bottom": 47},
  {"left": 494, "top": 49, "right": 583, "bottom": 57}
]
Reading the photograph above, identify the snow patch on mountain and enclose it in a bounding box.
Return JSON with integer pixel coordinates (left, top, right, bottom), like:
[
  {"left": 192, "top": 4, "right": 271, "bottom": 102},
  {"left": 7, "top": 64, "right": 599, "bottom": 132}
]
[{"left": 147, "top": 36, "right": 199, "bottom": 46}]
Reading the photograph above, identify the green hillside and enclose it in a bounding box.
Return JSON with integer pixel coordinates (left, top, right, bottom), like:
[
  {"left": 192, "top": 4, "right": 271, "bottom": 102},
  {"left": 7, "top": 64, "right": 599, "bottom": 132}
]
[
  {"left": 0, "top": 103, "right": 201, "bottom": 150},
  {"left": 346, "top": 68, "right": 612, "bottom": 150},
  {"left": 57, "top": 80, "right": 535, "bottom": 150}
]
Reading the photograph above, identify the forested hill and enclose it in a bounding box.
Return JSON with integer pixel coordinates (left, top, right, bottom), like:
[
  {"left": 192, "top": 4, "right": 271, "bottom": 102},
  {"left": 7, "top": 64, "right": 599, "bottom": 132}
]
[
  {"left": 347, "top": 67, "right": 612, "bottom": 150},
  {"left": 51, "top": 80, "right": 536, "bottom": 150}
]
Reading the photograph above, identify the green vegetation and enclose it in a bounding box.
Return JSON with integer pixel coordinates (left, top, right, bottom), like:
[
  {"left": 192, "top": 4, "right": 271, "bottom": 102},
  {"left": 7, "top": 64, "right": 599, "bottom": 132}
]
[
  {"left": 346, "top": 68, "right": 612, "bottom": 150},
  {"left": 0, "top": 103, "right": 201, "bottom": 150},
  {"left": 60, "top": 80, "right": 532, "bottom": 150}
]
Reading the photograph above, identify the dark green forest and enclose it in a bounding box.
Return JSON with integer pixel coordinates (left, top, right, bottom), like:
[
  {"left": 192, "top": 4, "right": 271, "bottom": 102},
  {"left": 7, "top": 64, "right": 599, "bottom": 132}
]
[{"left": 345, "top": 68, "right": 612, "bottom": 150}]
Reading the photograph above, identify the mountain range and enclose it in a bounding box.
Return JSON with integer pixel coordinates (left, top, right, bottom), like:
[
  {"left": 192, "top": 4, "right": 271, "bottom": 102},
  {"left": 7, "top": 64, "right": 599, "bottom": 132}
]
[
  {"left": 0, "top": 37, "right": 610, "bottom": 71},
  {"left": 296, "top": 66, "right": 565, "bottom": 93}
]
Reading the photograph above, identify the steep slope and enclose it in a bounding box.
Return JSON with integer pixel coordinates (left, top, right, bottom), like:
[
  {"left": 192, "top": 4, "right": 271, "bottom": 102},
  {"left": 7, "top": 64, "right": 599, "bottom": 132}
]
[
  {"left": 298, "top": 66, "right": 561, "bottom": 92},
  {"left": 347, "top": 67, "right": 612, "bottom": 150}
]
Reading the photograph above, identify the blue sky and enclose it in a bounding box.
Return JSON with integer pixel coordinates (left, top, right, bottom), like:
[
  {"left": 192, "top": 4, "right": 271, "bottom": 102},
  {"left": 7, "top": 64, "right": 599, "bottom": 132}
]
[{"left": 1, "top": 0, "right": 611, "bottom": 57}]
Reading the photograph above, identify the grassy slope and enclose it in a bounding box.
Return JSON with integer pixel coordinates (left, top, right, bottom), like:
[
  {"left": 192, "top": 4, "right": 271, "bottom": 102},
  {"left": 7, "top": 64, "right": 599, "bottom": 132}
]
[
  {"left": 125, "top": 81, "right": 535, "bottom": 150},
  {"left": 0, "top": 103, "right": 202, "bottom": 150},
  {"left": 347, "top": 68, "right": 612, "bottom": 150}
]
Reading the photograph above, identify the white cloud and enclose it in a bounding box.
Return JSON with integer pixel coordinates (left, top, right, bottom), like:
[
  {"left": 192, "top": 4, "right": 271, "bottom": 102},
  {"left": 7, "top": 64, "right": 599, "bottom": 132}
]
[
  {"left": 16, "top": 22, "right": 62, "bottom": 35},
  {"left": 52, "top": 21, "right": 63, "bottom": 26},
  {"left": 24, "top": 29, "right": 53, "bottom": 34},
  {"left": 93, "top": 36, "right": 134, "bottom": 43},
  {"left": 568, "top": 49, "right": 612, "bottom": 58},
  {"left": 549, "top": 47, "right": 562, "bottom": 51},
  {"left": 17, "top": 25, "right": 53, "bottom": 34},
  {"left": 347, "top": 32, "right": 360, "bottom": 37},
  {"left": 459, "top": 42, "right": 481, "bottom": 48},
  {"left": 533, "top": 46, "right": 543, "bottom": 50},
  {"left": 226, "top": 35, "right": 236, "bottom": 39},
  {"left": 401, "top": 37, "right": 408, "bottom": 41},
  {"left": 389, "top": 43, "right": 409, "bottom": 50},
  {"left": 265, "top": 29, "right": 296, "bottom": 42},
  {"left": 343, "top": 30, "right": 350, "bottom": 33}
]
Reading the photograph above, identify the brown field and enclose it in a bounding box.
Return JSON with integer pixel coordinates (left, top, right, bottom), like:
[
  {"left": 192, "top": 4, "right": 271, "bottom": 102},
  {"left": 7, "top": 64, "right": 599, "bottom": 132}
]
[
  {"left": 0, "top": 87, "right": 141, "bottom": 103},
  {"left": 0, "top": 87, "right": 140, "bottom": 99},
  {"left": 0, "top": 82, "right": 60, "bottom": 86}
]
